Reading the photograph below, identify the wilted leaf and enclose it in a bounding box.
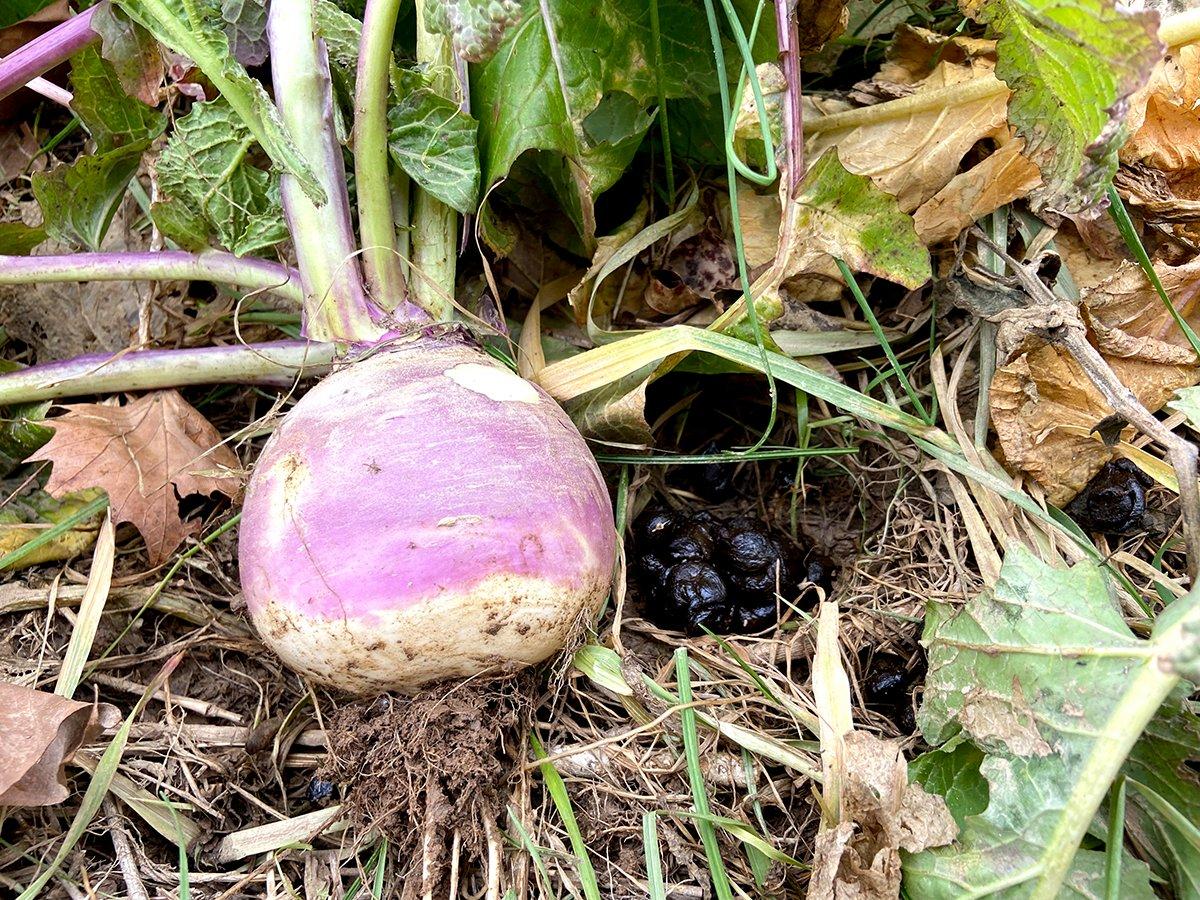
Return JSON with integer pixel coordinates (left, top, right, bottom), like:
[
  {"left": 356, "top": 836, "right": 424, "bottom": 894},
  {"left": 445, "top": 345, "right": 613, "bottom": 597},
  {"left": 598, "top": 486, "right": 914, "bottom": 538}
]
[
  {"left": 32, "top": 142, "right": 148, "bottom": 252},
  {"left": 219, "top": 0, "right": 268, "bottom": 66},
  {"left": 474, "top": 0, "right": 712, "bottom": 244},
  {"left": 0, "top": 487, "right": 105, "bottom": 569},
  {"left": 0, "top": 683, "right": 120, "bottom": 806},
  {"left": 91, "top": 4, "right": 165, "bottom": 107},
  {"left": 788, "top": 149, "right": 931, "bottom": 289},
  {"left": 151, "top": 99, "right": 288, "bottom": 256},
  {"left": 425, "top": 0, "right": 523, "bottom": 61},
  {"left": 1080, "top": 258, "right": 1200, "bottom": 411},
  {"left": 562, "top": 367, "right": 653, "bottom": 444},
  {"left": 0, "top": 222, "right": 47, "bottom": 255},
  {"left": 904, "top": 547, "right": 1200, "bottom": 899},
  {"left": 807, "top": 60, "right": 1010, "bottom": 214},
  {"left": 29, "top": 391, "right": 240, "bottom": 565},
  {"left": 795, "top": 0, "right": 848, "bottom": 55},
  {"left": 962, "top": 0, "right": 1162, "bottom": 214},
  {"left": 808, "top": 731, "right": 957, "bottom": 899},
  {"left": 387, "top": 82, "right": 480, "bottom": 214},
  {"left": 912, "top": 137, "right": 1042, "bottom": 244},
  {"left": 70, "top": 45, "right": 166, "bottom": 152},
  {"left": 991, "top": 339, "right": 1128, "bottom": 506}
]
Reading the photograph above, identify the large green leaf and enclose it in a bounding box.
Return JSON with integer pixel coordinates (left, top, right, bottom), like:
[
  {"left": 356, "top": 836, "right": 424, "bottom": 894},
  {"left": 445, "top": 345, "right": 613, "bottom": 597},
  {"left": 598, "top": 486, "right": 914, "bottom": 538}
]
[
  {"left": 32, "top": 143, "right": 147, "bottom": 251},
  {"left": 903, "top": 547, "right": 1200, "bottom": 899},
  {"left": 114, "top": 0, "right": 324, "bottom": 203},
  {"left": 69, "top": 45, "right": 166, "bottom": 152},
  {"left": 387, "top": 82, "right": 480, "bottom": 214},
  {"left": 473, "top": 0, "right": 712, "bottom": 243},
  {"left": 151, "top": 99, "right": 288, "bottom": 256},
  {"left": 963, "top": 0, "right": 1161, "bottom": 214}
]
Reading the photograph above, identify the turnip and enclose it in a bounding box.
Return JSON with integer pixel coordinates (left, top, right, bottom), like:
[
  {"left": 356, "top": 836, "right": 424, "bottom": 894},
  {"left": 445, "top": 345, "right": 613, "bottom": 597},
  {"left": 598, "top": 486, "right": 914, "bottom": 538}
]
[
  {"left": 239, "top": 341, "right": 615, "bottom": 691},
  {"left": 0, "top": 0, "right": 616, "bottom": 693}
]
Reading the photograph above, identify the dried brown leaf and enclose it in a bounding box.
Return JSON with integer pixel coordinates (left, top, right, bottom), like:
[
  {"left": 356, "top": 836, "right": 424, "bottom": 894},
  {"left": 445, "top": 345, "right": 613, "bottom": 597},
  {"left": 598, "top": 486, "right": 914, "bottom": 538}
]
[
  {"left": 913, "top": 138, "right": 1042, "bottom": 244},
  {"left": 807, "top": 731, "right": 957, "bottom": 899},
  {"left": 991, "top": 341, "right": 1125, "bottom": 506},
  {"left": 796, "top": 0, "right": 849, "bottom": 55},
  {"left": 0, "top": 683, "right": 120, "bottom": 806},
  {"left": 1123, "top": 43, "right": 1200, "bottom": 175},
  {"left": 29, "top": 391, "right": 240, "bottom": 565}
]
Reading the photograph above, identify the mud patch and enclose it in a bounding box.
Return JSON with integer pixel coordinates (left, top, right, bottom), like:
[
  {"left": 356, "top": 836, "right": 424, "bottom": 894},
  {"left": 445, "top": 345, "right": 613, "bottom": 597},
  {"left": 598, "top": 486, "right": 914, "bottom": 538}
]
[{"left": 320, "top": 674, "right": 537, "bottom": 897}]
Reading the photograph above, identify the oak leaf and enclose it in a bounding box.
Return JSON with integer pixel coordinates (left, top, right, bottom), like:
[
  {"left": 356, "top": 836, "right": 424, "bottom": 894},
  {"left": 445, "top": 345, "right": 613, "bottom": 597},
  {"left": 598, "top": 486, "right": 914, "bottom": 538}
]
[
  {"left": 29, "top": 391, "right": 240, "bottom": 565},
  {"left": 0, "top": 683, "right": 120, "bottom": 806}
]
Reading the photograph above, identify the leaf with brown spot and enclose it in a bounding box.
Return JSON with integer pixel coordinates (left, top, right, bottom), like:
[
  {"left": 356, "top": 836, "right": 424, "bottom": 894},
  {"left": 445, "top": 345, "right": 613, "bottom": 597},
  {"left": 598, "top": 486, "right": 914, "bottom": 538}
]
[
  {"left": 29, "top": 391, "right": 240, "bottom": 565},
  {"left": 0, "top": 683, "right": 120, "bottom": 806},
  {"left": 795, "top": 0, "right": 849, "bottom": 55}
]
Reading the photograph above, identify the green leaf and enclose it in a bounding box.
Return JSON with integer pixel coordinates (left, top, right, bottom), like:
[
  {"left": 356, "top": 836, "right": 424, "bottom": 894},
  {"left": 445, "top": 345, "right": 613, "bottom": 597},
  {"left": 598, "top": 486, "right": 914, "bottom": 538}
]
[
  {"left": 0, "top": 223, "right": 47, "bottom": 256},
  {"left": 0, "top": 398, "right": 53, "bottom": 477},
  {"left": 113, "top": 0, "right": 325, "bottom": 203},
  {"left": 963, "top": 0, "right": 1161, "bottom": 214},
  {"left": 151, "top": 99, "right": 289, "bottom": 256},
  {"left": 474, "top": 0, "right": 713, "bottom": 243},
  {"left": 69, "top": 45, "right": 167, "bottom": 152},
  {"left": 908, "top": 738, "right": 990, "bottom": 830},
  {"left": 0, "top": 0, "right": 56, "bottom": 29},
  {"left": 32, "top": 143, "right": 147, "bottom": 251},
  {"left": 903, "top": 547, "right": 1200, "bottom": 899},
  {"left": 792, "top": 149, "right": 931, "bottom": 289},
  {"left": 387, "top": 84, "right": 480, "bottom": 214}
]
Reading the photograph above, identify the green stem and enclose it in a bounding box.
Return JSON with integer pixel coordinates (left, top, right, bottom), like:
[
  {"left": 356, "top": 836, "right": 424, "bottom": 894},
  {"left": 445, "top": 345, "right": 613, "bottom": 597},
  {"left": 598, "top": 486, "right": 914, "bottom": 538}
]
[
  {"left": 410, "top": 0, "right": 457, "bottom": 319},
  {"left": 268, "top": 0, "right": 382, "bottom": 342},
  {"left": 354, "top": 0, "right": 408, "bottom": 304}
]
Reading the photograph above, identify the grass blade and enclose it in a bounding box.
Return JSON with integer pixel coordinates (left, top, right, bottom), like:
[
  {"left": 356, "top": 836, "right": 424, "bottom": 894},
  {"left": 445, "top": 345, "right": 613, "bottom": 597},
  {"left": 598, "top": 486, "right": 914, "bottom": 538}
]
[
  {"left": 0, "top": 493, "right": 108, "bottom": 571},
  {"left": 529, "top": 731, "right": 601, "bottom": 900},
  {"left": 674, "top": 648, "right": 734, "bottom": 900},
  {"left": 643, "top": 812, "right": 667, "bottom": 900},
  {"left": 54, "top": 510, "right": 113, "bottom": 698},
  {"left": 1104, "top": 775, "right": 1126, "bottom": 900}
]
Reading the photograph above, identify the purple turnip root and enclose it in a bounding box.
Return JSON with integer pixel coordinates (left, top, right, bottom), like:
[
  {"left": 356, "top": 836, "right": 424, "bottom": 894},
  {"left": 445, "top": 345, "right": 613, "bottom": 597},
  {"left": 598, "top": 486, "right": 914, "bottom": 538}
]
[{"left": 238, "top": 341, "right": 615, "bottom": 691}]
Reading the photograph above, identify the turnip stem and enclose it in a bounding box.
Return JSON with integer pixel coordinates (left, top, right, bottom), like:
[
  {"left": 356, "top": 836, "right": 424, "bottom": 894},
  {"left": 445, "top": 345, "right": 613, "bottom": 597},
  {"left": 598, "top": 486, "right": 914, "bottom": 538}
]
[
  {"left": 354, "top": 0, "right": 408, "bottom": 305},
  {"left": 411, "top": 0, "right": 457, "bottom": 320},
  {"left": 268, "top": 0, "right": 384, "bottom": 343},
  {"left": 0, "top": 251, "right": 302, "bottom": 302},
  {"left": 0, "top": 341, "right": 334, "bottom": 405},
  {"left": 0, "top": 4, "right": 101, "bottom": 103}
]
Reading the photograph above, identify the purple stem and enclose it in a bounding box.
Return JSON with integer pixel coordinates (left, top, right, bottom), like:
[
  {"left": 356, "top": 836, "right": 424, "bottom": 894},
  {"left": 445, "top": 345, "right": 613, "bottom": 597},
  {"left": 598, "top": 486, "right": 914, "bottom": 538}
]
[
  {"left": 0, "top": 251, "right": 303, "bottom": 301},
  {"left": 0, "top": 341, "right": 336, "bottom": 405},
  {"left": 0, "top": 4, "right": 102, "bottom": 103},
  {"left": 774, "top": 0, "right": 804, "bottom": 196}
]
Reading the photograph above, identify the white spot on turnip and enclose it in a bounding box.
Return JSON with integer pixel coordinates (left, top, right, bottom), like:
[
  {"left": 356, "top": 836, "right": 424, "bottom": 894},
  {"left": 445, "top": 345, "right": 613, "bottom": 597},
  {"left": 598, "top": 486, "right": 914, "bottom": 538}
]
[{"left": 444, "top": 363, "right": 539, "bottom": 404}]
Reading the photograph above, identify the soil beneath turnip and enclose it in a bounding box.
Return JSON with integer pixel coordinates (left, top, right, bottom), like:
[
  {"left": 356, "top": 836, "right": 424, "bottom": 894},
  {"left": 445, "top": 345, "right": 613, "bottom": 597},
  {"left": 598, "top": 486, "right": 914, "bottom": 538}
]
[{"left": 319, "top": 674, "right": 537, "bottom": 895}]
